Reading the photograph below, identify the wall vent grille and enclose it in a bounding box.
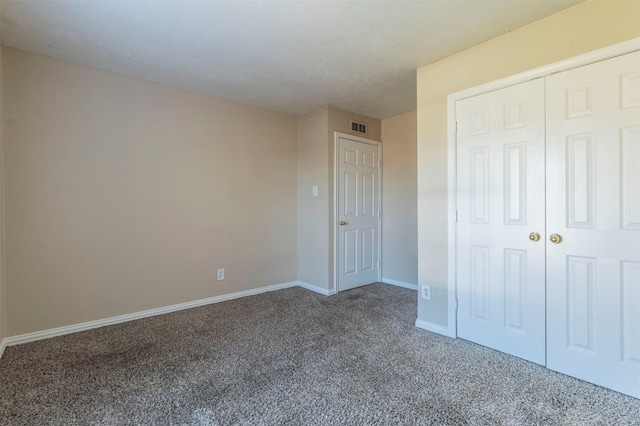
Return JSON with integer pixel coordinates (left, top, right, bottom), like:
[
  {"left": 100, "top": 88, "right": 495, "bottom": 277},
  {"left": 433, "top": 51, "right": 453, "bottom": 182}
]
[{"left": 350, "top": 120, "right": 367, "bottom": 135}]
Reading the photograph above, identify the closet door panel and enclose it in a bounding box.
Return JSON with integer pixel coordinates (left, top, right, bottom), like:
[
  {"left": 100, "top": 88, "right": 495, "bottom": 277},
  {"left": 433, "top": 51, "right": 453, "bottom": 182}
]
[
  {"left": 546, "top": 50, "right": 640, "bottom": 399},
  {"left": 456, "top": 79, "right": 546, "bottom": 365}
]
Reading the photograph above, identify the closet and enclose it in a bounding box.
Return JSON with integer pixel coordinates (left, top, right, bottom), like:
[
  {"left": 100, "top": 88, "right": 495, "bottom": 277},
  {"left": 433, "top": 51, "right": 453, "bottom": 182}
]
[{"left": 455, "top": 50, "right": 639, "bottom": 398}]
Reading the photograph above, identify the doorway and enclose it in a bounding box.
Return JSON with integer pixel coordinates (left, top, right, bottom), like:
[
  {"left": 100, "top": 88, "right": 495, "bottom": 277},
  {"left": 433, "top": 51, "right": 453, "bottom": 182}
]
[{"left": 334, "top": 132, "right": 381, "bottom": 292}]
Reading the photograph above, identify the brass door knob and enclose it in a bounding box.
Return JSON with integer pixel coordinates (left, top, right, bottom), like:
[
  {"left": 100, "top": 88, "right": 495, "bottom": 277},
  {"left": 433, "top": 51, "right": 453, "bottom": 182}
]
[
  {"left": 550, "top": 233, "right": 562, "bottom": 244},
  {"left": 340, "top": 221, "right": 347, "bottom": 226},
  {"left": 529, "top": 232, "right": 541, "bottom": 242}
]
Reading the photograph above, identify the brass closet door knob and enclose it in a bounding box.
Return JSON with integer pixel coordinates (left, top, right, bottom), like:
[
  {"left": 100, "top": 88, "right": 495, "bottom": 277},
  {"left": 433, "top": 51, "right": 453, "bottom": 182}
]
[
  {"left": 529, "top": 232, "right": 541, "bottom": 242},
  {"left": 550, "top": 234, "right": 562, "bottom": 244},
  {"left": 340, "top": 221, "right": 347, "bottom": 226}
]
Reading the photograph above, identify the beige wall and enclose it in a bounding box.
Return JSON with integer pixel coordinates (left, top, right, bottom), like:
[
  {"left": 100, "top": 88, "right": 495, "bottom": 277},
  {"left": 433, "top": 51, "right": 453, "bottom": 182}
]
[
  {"left": 417, "top": 0, "right": 640, "bottom": 326},
  {"left": 297, "top": 106, "right": 381, "bottom": 292},
  {"left": 297, "top": 106, "right": 330, "bottom": 288},
  {"left": 0, "top": 44, "right": 5, "bottom": 343},
  {"left": 1, "top": 46, "right": 387, "bottom": 338},
  {"left": 327, "top": 107, "right": 381, "bottom": 292},
  {"left": 3, "top": 47, "right": 299, "bottom": 336},
  {"left": 381, "top": 111, "right": 417, "bottom": 285},
  {"left": 327, "top": 106, "right": 382, "bottom": 142}
]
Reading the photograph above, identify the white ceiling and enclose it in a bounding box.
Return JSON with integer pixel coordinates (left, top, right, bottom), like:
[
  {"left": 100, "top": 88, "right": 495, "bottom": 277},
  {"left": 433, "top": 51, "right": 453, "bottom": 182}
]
[{"left": 0, "top": 0, "right": 582, "bottom": 119}]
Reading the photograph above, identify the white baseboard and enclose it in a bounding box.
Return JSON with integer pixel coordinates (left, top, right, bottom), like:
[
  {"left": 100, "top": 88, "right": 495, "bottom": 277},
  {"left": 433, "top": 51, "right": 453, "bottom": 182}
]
[
  {"left": 2, "top": 281, "right": 300, "bottom": 350},
  {"left": 0, "top": 338, "right": 6, "bottom": 359},
  {"left": 296, "top": 281, "right": 333, "bottom": 296},
  {"left": 381, "top": 278, "right": 418, "bottom": 291},
  {"left": 415, "top": 319, "right": 456, "bottom": 338}
]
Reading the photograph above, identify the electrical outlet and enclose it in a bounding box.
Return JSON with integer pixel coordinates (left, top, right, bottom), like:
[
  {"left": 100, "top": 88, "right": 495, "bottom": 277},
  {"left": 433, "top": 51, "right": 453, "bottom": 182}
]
[
  {"left": 421, "top": 285, "right": 431, "bottom": 300},
  {"left": 217, "top": 268, "right": 224, "bottom": 281}
]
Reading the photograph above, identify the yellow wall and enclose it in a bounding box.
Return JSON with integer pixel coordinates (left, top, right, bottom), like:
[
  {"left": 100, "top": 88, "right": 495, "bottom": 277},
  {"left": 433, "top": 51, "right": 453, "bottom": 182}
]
[
  {"left": 416, "top": 0, "right": 640, "bottom": 326},
  {"left": 381, "top": 111, "right": 417, "bottom": 285},
  {"left": 3, "top": 47, "right": 299, "bottom": 336}
]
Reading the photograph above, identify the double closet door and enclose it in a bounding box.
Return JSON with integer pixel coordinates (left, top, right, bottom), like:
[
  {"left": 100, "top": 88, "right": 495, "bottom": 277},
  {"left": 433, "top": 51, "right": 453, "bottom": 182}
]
[{"left": 456, "top": 51, "right": 640, "bottom": 398}]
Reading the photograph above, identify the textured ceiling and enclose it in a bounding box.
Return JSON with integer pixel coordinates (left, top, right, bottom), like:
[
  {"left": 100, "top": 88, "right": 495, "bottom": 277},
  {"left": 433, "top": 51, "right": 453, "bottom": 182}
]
[{"left": 0, "top": 0, "right": 582, "bottom": 119}]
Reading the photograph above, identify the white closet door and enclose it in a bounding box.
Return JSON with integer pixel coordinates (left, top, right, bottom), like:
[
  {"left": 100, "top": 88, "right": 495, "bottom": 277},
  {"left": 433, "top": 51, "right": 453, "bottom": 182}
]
[
  {"left": 456, "top": 79, "right": 546, "bottom": 365},
  {"left": 546, "top": 51, "right": 640, "bottom": 398},
  {"left": 337, "top": 136, "right": 381, "bottom": 291}
]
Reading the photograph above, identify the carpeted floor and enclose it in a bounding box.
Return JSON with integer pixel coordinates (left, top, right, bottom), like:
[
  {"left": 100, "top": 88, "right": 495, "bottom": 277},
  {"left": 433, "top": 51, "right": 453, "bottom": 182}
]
[{"left": 0, "top": 283, "right": 638, "bottom": 425}]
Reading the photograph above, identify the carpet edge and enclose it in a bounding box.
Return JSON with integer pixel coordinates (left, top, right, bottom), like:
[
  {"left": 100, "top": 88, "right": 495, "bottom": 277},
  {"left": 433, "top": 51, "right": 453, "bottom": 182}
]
[{"left": 1, "top": 281, "right": 301, "bottom": 353}]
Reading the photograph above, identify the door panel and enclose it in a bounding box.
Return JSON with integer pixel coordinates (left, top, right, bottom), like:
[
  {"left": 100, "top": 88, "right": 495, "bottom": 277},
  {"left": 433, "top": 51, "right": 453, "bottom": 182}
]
[
  {"left": 546, "top": 51, "right": 640, "bottom": 398},
  {"left": 504, "top": 249, "right": 527, "bottom": 332},
  {"left": 456, "top": 78, "right": 546, "bottom": 365},
  {"left": 344, "top": 229, "right": 357, "bottom": 275},
  {"left": 337, "top": 136, "right": 380, "bottom": 291},
  {"left": 504, "top": 142, "right": 527, "bottom": 225},
  {"left": 622, "top": 126, "right": 640, "bottom": 229},
  {"left": 622, "top": 261, "right": 640, "bottom": 364}
]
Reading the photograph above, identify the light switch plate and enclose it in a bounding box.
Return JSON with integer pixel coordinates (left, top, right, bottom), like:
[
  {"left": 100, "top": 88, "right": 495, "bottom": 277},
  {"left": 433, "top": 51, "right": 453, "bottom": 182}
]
[{"left": 421, "top": 285, "right": 431, "bottom": 300}]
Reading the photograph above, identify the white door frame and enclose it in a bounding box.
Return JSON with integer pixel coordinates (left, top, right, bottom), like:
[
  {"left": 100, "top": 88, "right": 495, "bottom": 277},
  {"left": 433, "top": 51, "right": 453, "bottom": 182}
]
[
  {"left": 444, "top": 37, "right": 640, "bottom": 339},
  {"left": 333, "top": 131, "right": 382, "bottom": 293}
]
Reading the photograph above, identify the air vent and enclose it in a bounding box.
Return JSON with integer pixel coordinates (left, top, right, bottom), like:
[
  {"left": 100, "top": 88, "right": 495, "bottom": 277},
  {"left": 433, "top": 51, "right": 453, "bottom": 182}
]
[{"left": 350, "top": 120, "right": 367, "bottom": 135}]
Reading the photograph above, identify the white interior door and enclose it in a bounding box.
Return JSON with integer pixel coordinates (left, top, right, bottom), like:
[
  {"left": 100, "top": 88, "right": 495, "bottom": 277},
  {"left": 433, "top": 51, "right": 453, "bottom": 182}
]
[
  {"left": 337, "top": 135, "right": 380, "bottom": 292},
  {"left": 456, "top": 79, "right": 547, "bottom": 365},
  {"left": 546, "top": 51, "right": 640, "bottom": 398}
]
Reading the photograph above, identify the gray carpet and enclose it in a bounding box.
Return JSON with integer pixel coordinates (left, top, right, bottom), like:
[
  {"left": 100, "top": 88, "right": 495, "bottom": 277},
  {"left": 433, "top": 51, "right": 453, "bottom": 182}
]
[{"left": 0, "top": 284, "right": 638, "bottom": 425}]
